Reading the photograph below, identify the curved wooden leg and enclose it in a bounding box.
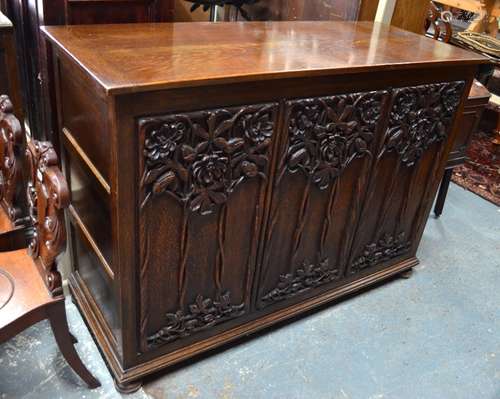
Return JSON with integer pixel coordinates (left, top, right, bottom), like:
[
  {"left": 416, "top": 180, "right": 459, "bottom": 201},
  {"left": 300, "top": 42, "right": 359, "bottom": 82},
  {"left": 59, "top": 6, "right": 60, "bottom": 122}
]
[
  {"left": 69, "top": 332, "right": 78, "bottom": 344},
  {"left": 434, "top": 168, "right": 453, "bottom": 218},
  {"left": 114, "top": 379, "right": 143, "bottom": 394},
  {"left": 47, "top": 301, "right": 101, "bottom": 389}
]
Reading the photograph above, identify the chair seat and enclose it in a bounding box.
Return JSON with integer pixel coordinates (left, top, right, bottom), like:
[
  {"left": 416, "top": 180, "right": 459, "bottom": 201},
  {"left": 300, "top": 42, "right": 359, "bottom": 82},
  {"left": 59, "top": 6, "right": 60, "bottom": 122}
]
[{"left": 0, "top": 209, "right": 56, "bottom": 334}]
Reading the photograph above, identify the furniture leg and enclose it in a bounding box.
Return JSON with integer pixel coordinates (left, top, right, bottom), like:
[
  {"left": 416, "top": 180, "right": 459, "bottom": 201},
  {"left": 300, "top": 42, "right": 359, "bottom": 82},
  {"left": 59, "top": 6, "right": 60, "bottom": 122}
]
[
  {"left": 114, "top": 379, "right": 143, "bottom": 394},
  {"left": 492, "top": 105, "right": 500, "bottom": 152},
  {"left": 434, "top": 168, "right": 453, "bottom": 217},
  {"left": 399, "top": 268, "right": 414, "bottom": 279},
  {"left": 69, "top": 332, "right": 78, "bottom": 344},
  {"left": 47, "top": 301, "right": 101, "bottom": 389}
]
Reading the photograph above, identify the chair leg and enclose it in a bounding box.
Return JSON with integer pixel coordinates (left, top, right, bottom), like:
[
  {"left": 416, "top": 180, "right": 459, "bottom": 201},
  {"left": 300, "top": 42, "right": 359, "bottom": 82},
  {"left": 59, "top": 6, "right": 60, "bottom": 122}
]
[
  {"left": 69, "top": 332, "right": 78, "bottom": 344},
  {"left": 434, "top": 168, "right": 453, "bottom": 218},
  {"left": 47, "top": 301, "right": 101, "bottom": 389}
]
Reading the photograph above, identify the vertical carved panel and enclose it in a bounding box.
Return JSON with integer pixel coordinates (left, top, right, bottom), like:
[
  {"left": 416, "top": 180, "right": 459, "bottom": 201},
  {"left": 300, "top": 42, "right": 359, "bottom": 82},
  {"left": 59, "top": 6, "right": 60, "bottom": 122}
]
[
  {"left": 346, "top": 81, "right": 465, "bottom": 276},
  {"left": 138, "top": 103, "right": 278, "bottom": 351},
  {"left": 25, "top": 140, "right": 70, "bottom": 296},
  {"left": 0, "top": 95, "right": 24, "bottom": 222},
  {"left": 258, "top": 90, "right": 389, "bottom": 307}
]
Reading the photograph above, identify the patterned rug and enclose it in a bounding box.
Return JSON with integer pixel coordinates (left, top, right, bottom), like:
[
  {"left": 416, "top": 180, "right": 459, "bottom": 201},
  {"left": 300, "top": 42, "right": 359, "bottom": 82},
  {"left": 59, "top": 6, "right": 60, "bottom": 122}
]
[{"left": 452, "top": 131, "right": 500, "bottom": 206}]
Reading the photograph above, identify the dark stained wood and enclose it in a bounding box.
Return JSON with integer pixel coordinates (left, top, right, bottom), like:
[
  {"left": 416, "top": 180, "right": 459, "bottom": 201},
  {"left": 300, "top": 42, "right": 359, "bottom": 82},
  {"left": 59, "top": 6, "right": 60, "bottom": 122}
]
[
  {"left": 3, "top": 0, "right": 175, "bottom": 142},
  {"left": 0, "top": 95, "right": 24, "bottom": 221},
  {"left": 392, "top": 0, "right": 432, "bottom": 34},
  {"left": 434, "top": 78, "right": 490, "bottom": 216},
  {"left": 447, "top": 80, "right": 490, "bottom": 167},
  {"left": 358, "top": 0, "right": 380, "bottom": 21},
  {"left": 0, "top": 107, "right": 100, "bottom": 388},
  {"left": 64, "top": 0, "right": 174, "bottom": 24},
  {"left": 42, "top": 21, "right": 485, "bottom": 391},
  {"left": 0, "top": 12, "right": 22, "bottom": 122}
]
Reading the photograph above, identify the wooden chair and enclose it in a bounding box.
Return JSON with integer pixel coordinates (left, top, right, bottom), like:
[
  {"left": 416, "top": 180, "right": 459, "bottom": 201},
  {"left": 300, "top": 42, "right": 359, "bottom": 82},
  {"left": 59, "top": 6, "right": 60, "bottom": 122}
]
[
  {"left": 425, "top": 2, "right": 491, "bottom": 217},
  {"left": 0, "top": 95, "right": 100, "bottom": 389}
]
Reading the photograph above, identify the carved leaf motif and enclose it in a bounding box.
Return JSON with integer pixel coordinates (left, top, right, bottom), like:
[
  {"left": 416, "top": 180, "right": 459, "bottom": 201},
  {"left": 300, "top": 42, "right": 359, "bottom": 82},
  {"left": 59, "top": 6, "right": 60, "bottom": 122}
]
[
  {"left": 350, "top": 232, "right": 411, "bottom": 275},
  {"left": 285, "top": 91, "right": 385, "bottom": 189},
  {"left": 261, "top": 258, "right": 340, "bottom": 305},
  {"left": 140, "top": 104, "right": 277, "bottom": 215},
  {"left": 147, "top": 291, "right": 245, "bottom": 349}
]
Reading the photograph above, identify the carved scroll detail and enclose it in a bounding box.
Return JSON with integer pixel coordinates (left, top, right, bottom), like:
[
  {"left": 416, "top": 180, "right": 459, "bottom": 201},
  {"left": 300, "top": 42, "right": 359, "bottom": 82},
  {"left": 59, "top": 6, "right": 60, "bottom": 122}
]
[
  {"left": 261, "top": 258, "right": 340, "bottom": 305},
  {"left": 147, "top": 291, "right": 244, "bottom": 349},
  {"left": 383, "top": 81, "right": 465, "bottom": 166},
  {"left": 140, "top": 103, "right": 277, "bottom": 215},
  {"left": 0, "top": 95, "right": 24, "bottom": 221},
  {"left": 284, "top": 91, "right": 386, "bottom": 189},
  {"left": 350, "top": 232, "right": 411, "bottom": 275},
  {"left": 25, "top": 140, "right": 69, "bottom": 296}
]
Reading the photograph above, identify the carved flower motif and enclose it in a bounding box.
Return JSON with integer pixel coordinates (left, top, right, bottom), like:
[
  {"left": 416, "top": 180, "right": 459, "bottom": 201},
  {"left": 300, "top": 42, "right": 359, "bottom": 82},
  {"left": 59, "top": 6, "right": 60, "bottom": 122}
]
[
  {"left": 141, "top": 105, "right": 276, "bottom": 214},
  {"left": 286, "top": 94, "right": 379, "bottom": 189},
  {"left": 359, "top": 96, "right": 383, "bottom": 125},
  {"left": 319, "top": 128, "right": 347, "bottom": 165},
  {"left": 192, "top": 153, "right": 228, "bottom": 188},
  {"left": 145, "top": 122, "right": 186, "bottom": 165},
  {"left": 386, "top": 82, "right": 464, "bottom": 167},
  {"left": 391, "top": 91, "right": 418, "bottom": 124},
  {"left": 241, "top": 110, "right": 274, "bottom": 144},
  {"left": 442, "top": 86, "right": 461, "bottom": 113}
]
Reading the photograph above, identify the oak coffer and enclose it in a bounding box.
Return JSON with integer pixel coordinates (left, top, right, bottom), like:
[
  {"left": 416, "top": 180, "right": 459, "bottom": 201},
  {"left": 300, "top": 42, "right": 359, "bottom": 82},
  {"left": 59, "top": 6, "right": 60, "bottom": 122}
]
[{"left": 42, "top": 21, "right": 486, "bottom": 392}]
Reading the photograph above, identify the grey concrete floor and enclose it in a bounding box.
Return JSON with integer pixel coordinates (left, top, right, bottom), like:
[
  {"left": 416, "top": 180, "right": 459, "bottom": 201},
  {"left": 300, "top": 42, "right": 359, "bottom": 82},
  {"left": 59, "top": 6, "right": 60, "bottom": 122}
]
[{"left": 1, "top": 183, "right": 499, "bottom": 399}]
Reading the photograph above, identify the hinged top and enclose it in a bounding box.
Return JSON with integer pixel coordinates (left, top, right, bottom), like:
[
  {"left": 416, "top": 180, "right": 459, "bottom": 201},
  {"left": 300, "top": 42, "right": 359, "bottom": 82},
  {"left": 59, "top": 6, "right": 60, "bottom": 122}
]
[{"left": 42, "top": 21, "right": 488, "bottom": 95}]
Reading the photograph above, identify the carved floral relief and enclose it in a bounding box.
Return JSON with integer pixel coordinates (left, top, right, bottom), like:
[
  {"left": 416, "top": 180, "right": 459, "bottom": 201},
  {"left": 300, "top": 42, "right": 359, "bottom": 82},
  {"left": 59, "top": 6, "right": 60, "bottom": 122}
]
[
  {"left": 261, "top": 258, "right": 340, "bottom": 304},
  {"left": 350, "top": 232, "right": 411, "bottom": 275},
  {"left": 384, "top": 81, "right": 465, "bottom": 166},
  {"left": 147, "top": 291, "right": 244, "bottom": 348},
  {"left": 284, "top": 91, "right": 387, "bottom": 189},
  {"left": 140, "top": 104, "right": 277, "bottom": 215}
]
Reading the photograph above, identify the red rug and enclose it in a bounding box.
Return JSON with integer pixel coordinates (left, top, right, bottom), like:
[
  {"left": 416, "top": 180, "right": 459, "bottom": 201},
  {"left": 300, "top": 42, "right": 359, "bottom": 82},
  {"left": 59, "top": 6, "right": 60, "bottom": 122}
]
[{"left": 451, "top": 131, "right": 500, "bottom": 206}]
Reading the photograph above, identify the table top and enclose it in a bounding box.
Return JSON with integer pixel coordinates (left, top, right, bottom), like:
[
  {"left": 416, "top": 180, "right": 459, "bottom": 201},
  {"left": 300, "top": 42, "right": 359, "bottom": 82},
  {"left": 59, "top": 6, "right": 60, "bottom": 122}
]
[{"left": 42, "top": 21, "right": 488, "bottom": 95}]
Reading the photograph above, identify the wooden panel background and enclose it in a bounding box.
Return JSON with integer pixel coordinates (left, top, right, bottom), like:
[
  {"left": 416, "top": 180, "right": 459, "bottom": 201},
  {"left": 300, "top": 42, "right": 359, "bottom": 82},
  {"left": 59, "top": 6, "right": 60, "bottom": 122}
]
[
  {"left": 245, "top": 0, "right": 365, "bottom": 21},
  {"left": 391, "top": 0, "right": 430, "bottom": 34}
]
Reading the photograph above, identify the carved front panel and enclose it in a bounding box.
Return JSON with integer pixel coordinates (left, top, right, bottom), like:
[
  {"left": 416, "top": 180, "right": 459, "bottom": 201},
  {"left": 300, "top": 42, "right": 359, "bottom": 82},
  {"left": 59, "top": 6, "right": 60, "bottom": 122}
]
[
  {"left": 138, "top": 103, "right": 278, "bottom": 351},
  {"left": 257, "top": 81, "right": 465, "bottom": 308},
  {"left": 346, "top": 81, "right": 465, "bottom": 276},
  {"left": 257, "top": 90, "right": 390, "bottom": 308}
]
